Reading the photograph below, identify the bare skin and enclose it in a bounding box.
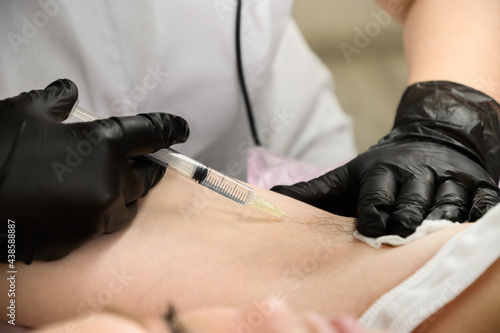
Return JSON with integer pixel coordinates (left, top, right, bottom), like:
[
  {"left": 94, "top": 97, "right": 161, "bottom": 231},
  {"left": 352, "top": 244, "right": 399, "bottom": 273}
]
[
  {"left": 3, "top": 170, "right": 493, "bottom": 332},
  {"left": 1, "top": 0, "right": 499, "bottom": 331},
  {"left": 375, "top": 0, "right": 500, "bottom": 104},
  {"left": 34, "top": 304, "right": 390, "bottom": 333}
]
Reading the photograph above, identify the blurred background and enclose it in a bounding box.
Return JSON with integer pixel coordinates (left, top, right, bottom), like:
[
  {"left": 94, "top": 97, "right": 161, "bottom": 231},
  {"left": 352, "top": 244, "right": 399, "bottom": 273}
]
[{"left": 292, "top": 0, "right": 409, "bottom": 153}]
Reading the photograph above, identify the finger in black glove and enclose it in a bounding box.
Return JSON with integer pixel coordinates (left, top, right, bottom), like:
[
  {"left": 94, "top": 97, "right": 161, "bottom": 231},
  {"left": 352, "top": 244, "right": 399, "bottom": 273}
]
[
  {"left": 0, "top": 79, "right": 189, "bottom": 262},
  {"left": 273, "top": 81, "right": 500, "bottom": 238}
]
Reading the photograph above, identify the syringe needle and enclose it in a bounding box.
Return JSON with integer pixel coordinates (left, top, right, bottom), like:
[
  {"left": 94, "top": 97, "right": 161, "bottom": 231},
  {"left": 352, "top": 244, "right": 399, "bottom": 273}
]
[
  {"left": 285, "top": 215, "right": 306, "bottom": 225},
  {"left": 70, "top": 102, "right": 306, "bottom": 221},
  {"left": 249, "top": 195, "right": 306, "bottom": 224}
]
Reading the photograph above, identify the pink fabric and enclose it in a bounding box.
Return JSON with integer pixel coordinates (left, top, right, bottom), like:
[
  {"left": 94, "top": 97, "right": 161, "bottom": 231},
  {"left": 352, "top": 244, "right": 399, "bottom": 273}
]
[{"left": 246, "top": 147, "right": 348, "bottom": 189}]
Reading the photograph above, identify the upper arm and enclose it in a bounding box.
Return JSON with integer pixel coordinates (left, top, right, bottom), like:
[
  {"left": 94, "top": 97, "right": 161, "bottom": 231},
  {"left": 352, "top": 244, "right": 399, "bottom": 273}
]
[
  {"left": 400, "top": 0, "right": 500, "bottom": 102},
  {"left": 372, "top": 0, "right": 416, "bottom": 23}
]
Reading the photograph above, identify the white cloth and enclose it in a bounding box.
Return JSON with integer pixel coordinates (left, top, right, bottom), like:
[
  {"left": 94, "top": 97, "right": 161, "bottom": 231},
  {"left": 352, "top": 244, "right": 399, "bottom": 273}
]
[
  {"left": 0, "top": 0, "right": 357, "bottom": 180},
  {"left": 359, "top": 204, "right": 500, "bottom": 332},
  {"left": 353, "top": 220, "right": 459, "bottom": 248}
]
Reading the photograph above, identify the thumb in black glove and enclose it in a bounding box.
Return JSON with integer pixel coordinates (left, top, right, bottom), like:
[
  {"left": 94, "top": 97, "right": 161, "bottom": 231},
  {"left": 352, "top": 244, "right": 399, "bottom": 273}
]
[
  {"left": 0, "top": 79, "right": 189, "bottom": 263},
  {"left": 273, "top": 81, "right": 500, "bottom": 238}
]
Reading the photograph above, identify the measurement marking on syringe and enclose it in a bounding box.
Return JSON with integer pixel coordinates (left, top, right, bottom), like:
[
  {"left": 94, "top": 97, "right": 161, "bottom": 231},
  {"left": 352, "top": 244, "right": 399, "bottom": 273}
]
[
  {"left": 200, "top": 170, "right": 249, "bottom": 205},
  {"left": 71, "top": 105, "right": 262, "bottom": 208},
  {"left": 229, "top": 184, "right": 238, "bottom": 199}
]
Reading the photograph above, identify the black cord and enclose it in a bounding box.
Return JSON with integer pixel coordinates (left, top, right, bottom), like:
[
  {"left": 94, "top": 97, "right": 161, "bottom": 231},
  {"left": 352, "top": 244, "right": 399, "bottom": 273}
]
[{"left": 235, "top": 0, "right": 261, "bottom": 146}]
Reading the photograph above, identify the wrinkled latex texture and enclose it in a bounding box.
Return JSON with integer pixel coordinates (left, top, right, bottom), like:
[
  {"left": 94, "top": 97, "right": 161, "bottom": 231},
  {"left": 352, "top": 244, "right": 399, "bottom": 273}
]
[
  {"left": 0, "top": 79, "right": 189, "bottom": 263},
  {"left": 273, "top": 81, "right": 500, "bottom": 238}
]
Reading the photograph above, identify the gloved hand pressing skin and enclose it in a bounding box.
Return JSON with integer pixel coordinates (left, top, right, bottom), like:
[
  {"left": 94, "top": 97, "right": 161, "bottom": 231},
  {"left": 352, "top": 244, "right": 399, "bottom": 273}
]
[
  {"left": 273, "top": 81, "right": 500, "bottom": 238},
  {"left": 0, "top": 79, "right": 189, "bottom": 263}
]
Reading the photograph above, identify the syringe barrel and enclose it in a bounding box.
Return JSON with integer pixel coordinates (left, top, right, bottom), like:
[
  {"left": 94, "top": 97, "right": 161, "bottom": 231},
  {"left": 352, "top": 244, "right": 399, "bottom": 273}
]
[
  {"left": 148, "top": 148, "right": 208, "bottom": 182},
  {"left": 150, "top": 149, "right": 253, "bottom": 205},
  {"left": 199, "top": 169, "right": 253, "bottom": 205},
  {"left": 69, "top": 103, "right": 254, "bottom": 206}
]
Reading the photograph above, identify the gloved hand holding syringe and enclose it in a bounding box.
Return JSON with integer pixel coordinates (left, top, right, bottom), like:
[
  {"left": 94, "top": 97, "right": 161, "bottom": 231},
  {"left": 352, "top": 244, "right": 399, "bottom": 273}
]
[{"left": 70, "top": 101, "right": 305, "bottom": 224}]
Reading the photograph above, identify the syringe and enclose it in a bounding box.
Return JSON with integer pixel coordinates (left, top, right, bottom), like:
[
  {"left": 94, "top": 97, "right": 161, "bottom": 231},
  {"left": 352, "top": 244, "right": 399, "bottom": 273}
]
[{"left": 69, "top": 101, "right": 304, "bottom": 222}]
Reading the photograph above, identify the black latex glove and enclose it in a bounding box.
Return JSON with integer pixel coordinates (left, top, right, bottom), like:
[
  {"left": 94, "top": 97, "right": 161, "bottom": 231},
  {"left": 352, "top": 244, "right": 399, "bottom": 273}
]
[
  {"left": 0, "top": 79, "right": 189, "bottom": 263},
  {"left": 273, "top": 81, "right": 500, "bottom": 238}
]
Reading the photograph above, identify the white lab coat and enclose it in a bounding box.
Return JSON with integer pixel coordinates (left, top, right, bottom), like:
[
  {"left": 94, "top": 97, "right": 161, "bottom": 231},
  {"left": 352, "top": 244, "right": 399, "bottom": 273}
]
[{"left": 0, "top": 0, "right": 356, "bottom": 180}]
